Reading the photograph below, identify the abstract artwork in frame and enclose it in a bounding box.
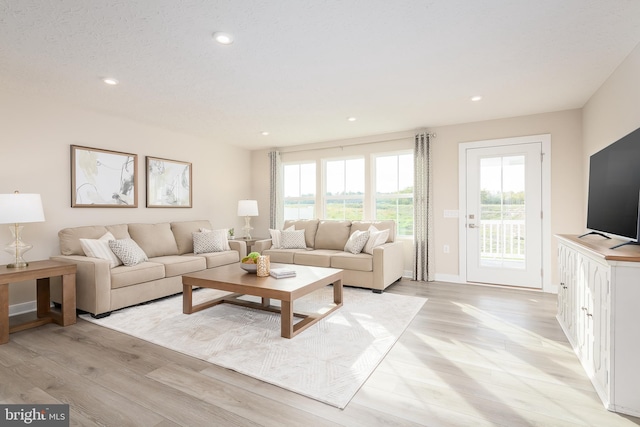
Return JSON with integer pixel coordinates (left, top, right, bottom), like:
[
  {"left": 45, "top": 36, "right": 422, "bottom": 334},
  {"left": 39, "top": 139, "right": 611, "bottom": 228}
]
[
  {"left": 146, "top": 156, "right": 192, "bottom": 208},
  {"left": 71, "top": 145, "right": 138, "bottom": 207}
]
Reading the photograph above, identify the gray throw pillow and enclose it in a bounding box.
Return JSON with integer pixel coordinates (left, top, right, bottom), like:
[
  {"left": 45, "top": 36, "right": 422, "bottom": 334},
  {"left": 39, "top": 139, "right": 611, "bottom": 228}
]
[
  {"left": 281, "top": 230, "right": 307, "bottom": 249},
  {"left": 193, "top": 230, "right": 228, "bottom": 254},
  {"left": 344, "top": 230, "right": 370, "bottom": 254},
  {"left": 109, "top": 238, "right": 148, "bottom": 266}
]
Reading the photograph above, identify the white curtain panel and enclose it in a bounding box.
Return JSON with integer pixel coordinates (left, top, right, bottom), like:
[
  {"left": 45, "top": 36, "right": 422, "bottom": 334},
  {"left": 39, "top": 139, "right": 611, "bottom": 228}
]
[
  {"left": 268, "top": 151, "right": 284, "bottom": 229},
  {"left": 414, "top": 132, "right": 434, "bottom": 281}
]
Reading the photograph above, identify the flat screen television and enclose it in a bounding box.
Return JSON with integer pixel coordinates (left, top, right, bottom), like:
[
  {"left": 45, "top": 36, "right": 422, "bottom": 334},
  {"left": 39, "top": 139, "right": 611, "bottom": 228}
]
[{"left": 585, "top": 126, "right": 640, "bottom": 249}]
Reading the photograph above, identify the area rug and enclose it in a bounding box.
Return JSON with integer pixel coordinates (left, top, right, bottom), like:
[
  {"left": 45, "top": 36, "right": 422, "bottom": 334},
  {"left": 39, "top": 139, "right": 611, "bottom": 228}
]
[{"left": 81, "top": 286, "right": 426, "bottom": 408}]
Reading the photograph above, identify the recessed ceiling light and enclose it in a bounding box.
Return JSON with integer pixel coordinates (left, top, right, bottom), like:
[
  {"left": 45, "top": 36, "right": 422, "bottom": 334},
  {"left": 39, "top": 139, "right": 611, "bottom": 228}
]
[
  {"left": 261, "top": 131, "right": 269, "bottom": 136},
  {"left": 213, "top": 32, "right": 234, "bottom": 45},
  {"left": 347, "top": 117, "right": 357, "bottom": 122},
  {"left": 102, "top": 77, "right": 119, "bottom": 86},
  {"left": 471, "top": 95, "right": 482, "bottom": 102}
]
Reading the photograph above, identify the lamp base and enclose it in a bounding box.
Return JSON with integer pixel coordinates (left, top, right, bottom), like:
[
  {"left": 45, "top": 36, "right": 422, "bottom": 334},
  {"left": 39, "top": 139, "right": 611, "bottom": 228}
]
[
  {"left": 243, "top": 216, "right": 253, "bottom": 239},
  {"left": 7, "top": 261, "right": 29, "bottom": 269},
  {"left": 4, "top": 224, "right": 32, "bottom": 268}
]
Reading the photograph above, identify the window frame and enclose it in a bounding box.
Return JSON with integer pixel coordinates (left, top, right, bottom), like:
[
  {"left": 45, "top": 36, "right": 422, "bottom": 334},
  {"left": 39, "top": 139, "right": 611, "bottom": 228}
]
[
  {"left": 321, "top": 156, "right": 366, "bottom": 220},
  {"left": 282, "top": 161, "right": 317, "bottom": 220},
  {"left": 371, "top": 150, "right": 414, "bottom": 237}
]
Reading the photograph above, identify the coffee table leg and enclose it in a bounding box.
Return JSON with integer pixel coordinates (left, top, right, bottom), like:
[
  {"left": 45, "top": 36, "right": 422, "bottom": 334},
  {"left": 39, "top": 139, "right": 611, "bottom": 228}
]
[
  {"left": 0, "top": 284, "right": 8, "bottom": 344},
  {"left": 281, "top": 300, "right": 293, "bottom": 338},
  {"left": 333, "top": 279, "right": 343, "bottom": 305},
  {"left": 183, "top": 284, "right": 193, "bottom": 314}
]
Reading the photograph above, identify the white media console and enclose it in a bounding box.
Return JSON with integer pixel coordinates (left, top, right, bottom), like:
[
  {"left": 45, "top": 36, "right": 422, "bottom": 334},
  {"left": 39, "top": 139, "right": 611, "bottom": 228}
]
[{"left": 556, "top": 234, "right": 640, "bottom": 417}]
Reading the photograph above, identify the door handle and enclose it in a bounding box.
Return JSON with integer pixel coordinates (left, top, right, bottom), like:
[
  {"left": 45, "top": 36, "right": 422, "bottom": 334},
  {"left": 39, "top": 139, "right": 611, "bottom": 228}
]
[{"left": 468, "top": 223, "right": 477, "bottom": 228}]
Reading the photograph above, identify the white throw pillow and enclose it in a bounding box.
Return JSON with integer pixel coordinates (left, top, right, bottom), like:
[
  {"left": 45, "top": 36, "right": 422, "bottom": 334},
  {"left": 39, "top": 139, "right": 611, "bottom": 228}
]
[
  {"left": 270, "top": 225, "right": 295, "bottom": 249},
  {"left": 344, "top": 230, "right": 370, "bottom": 254},
  {"left": 80, "top": 232, "right": 122, "bottom": 268},
  {"left": 363, "top": 226, "right": 390, "bottom": 255},
  {"left": 108, "top": 238, "right": 148, "bottom": 266},
  {"left": 281, "top": 229, "right": 307, "bottom": 249},
  {"left": 193, "top": 229, "right": 230, "bottom": 254}
]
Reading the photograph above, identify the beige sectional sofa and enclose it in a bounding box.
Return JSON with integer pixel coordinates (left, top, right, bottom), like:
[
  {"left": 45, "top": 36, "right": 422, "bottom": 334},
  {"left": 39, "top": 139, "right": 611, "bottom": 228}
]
[
  {"left": 51, "top": 220, "right": 245, "bottom": 318},
  {"left": 254, "top": 219, "right": 404, "bottom": 292}
]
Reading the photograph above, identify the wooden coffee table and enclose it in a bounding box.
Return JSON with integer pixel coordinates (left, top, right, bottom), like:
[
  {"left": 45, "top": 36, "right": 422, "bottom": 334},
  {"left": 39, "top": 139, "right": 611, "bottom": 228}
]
[{"left": 182, "top": 263, "right": 343, "bottom": 338}]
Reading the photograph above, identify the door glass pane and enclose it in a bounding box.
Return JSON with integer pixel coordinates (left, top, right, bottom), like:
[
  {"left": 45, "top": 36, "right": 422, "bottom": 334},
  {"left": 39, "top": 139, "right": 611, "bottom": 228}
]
[{"left": 479, "top": 155, "right": 526, "bottom": 269}]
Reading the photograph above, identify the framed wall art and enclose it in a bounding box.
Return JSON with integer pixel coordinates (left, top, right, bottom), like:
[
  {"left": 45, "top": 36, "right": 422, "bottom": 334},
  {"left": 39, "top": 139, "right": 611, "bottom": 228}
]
[
  {"left": 71, "top": 145, "right": 138, "bottom": 207},
  {"left": 146, "top": 156, "right": 192, "bottom": 208}
]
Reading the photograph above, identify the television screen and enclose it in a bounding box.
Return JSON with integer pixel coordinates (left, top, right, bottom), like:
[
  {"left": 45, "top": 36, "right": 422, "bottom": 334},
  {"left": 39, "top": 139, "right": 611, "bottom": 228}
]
[{"left": 586, "top": 127, "right": 640, "bottom": 241}]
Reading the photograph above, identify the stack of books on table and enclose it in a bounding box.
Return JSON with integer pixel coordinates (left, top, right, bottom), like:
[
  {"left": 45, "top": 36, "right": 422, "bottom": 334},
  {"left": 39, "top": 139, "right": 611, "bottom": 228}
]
[{"left": 270, "top": 267, "right": 296, "bottom": 279}]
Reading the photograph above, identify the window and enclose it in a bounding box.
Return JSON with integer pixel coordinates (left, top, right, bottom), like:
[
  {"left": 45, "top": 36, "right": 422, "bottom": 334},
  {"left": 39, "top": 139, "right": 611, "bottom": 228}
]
[
  {"left": 374, "top": 153, "right": 413, "bottom": 236},
  {"left": 283, "top": 162, "right": 316, "bottom": 220},
  {"left": 324, "top": 158, "right": 364, "bottom": 220}
]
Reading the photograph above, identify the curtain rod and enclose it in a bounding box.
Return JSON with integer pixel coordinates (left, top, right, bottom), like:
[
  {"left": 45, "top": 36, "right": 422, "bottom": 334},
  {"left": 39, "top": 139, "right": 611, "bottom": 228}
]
[{"left": 273, "top": 132, "right": 435, "bottom": 155}]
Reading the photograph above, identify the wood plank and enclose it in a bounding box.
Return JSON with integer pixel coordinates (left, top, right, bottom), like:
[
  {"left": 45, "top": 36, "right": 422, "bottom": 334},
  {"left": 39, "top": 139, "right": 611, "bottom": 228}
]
[{"left": 147, "top": 363, "right": 340, "bottom": 427}]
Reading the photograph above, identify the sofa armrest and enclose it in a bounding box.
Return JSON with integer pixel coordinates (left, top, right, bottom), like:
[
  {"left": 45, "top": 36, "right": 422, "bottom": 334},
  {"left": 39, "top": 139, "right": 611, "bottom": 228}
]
[
  {"left": 50, "top": 255, "right": 112, "bottom": 316},
  {"left": 253, "top": 239, "right": 272, "bottom": 254},
  {"left": 228, "top": 240, "right": 247, "bottom": 259},
  {"left": 372, "top": 241, "right": 405, "bottom": 290}
]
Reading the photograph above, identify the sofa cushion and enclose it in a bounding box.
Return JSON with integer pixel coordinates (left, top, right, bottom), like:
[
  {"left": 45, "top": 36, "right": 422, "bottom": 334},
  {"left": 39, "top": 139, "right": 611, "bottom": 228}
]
[
  {"left": 105, "top": 224, "right": 131, "bottom": 239},
  {"left": 110, "top": 262, "right": 165, "bottom": 289},
  {"left": 330, "top": 252, "right": 373, "bottom": 272},
  {"left": 150, "top": 256, "right": 206, "bottom": 277},
  {"left": 59, "top": 225, "right": 109, "bottom": 255},
  {"left": 262, "top": 248, "right": 307, "bottom": 264},
  {"left": 109, "top": 238, "right": 149, "bottom": 266},
  {"left": 128, "top": 223, "right": 179, "bottom": 257},
  {"left": 351, "top": 220, "right": 395, "bottom": 243},
  {"left": 171, "top": 220, "right": 213, "bottom": 254},
  {"left": 281, "top": 230, "right": 307, "bottom": 249},
  {"left": 284, "top": 219, "right": 319, "bottom": 248},
  {"left": 79, "top": 232, "right": 122, "bottom": 268},
  {"left": 193, "top": 251, "right": 240, "bottom": 268},
  {"left": 294, "top": 250, "right": 341, "bottom": 267},
  {"left": 313, "top": 220, "right": 351, "bottom": 250},
  {"left": 344, "top": 230, "right": 370, "bottom": 254}
]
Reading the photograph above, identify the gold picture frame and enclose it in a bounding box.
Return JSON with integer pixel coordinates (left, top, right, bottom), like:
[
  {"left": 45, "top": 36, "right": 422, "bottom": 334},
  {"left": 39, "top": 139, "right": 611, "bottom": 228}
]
[
  {"left": 71, "top": 145, "right": 138, "bottom": 208},
  {"left": 146, "top": 156, "right": 192, "bottom": 208}
]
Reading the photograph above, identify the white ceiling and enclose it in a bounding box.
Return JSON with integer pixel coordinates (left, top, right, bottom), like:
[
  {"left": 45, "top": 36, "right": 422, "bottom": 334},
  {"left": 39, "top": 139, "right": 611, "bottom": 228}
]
[{"left": 2, "top": 1, "right": 640, "bottom": 150}]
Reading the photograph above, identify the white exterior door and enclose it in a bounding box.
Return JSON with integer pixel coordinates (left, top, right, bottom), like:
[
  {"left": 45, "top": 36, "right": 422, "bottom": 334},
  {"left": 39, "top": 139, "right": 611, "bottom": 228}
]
[{"left": 465, "top": 142, "right": 542, "bottom": 288}]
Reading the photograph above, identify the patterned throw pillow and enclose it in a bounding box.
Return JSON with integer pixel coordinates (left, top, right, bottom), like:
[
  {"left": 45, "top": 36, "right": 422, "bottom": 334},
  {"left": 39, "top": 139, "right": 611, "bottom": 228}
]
[
  {"left": 363, "top": 226, "right": 390, "bottom": 255},
  {"left": 193, "top": 229, "right": 229, "bottom": 254},
  {"left": 79, "top": 232, "right": 122, "bottom": 268},
  {"left": 281, "top": 230, "right": 307, "bottom": 249},
  {"left": 269, "top": 225, "right": 295, "bottom": 249},
  {"left": 344, "top": 230, "right": 370, "bottom": 254},
  {"left": 108, "top": 238, "right": 148, "bottom": 266}
]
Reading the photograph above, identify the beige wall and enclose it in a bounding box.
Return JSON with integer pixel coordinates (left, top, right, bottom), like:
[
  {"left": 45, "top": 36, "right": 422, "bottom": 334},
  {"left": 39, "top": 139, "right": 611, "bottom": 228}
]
[
  {"left": 583, "top": 42, "right": 640, "bottom": 189},
  {"left": 1, "top": 93, "right": 250, "bottom": 307}
]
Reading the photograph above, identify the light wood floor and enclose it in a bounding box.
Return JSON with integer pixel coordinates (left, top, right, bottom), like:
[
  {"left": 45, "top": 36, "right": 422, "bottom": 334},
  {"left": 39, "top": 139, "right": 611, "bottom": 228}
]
[{"left": 2, "top": 279, "right": 640, "bottom": 427}]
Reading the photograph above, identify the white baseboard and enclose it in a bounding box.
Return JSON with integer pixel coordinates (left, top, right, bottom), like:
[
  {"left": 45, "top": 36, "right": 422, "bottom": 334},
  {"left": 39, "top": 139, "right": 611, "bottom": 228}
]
[
  {"left": 9, "top": 301, "right": 36, "bottom": 317},
  {"left": 434, "top": 273, "right": 463, "bottom": 283}
]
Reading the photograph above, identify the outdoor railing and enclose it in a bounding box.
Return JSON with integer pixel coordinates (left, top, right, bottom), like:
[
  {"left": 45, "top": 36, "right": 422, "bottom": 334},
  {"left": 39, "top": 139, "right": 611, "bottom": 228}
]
[{"left": 480, "top": 219, "right": 526, "bottom": 260}]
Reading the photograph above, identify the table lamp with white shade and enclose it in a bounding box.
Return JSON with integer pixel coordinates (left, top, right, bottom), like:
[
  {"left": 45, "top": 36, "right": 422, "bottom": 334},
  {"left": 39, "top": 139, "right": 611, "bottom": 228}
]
[
  {"left": 0, "top": 191, "right": 45, "bottom": 268},
  {"left": 237, "top": 199, "right": 258, "bottom": 239}
]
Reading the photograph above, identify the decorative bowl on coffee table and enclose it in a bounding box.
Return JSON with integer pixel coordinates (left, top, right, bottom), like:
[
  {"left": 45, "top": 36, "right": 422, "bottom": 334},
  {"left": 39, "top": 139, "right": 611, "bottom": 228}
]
[{"left": 240, "top": 263, "right": 257, "bottom": 273}]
